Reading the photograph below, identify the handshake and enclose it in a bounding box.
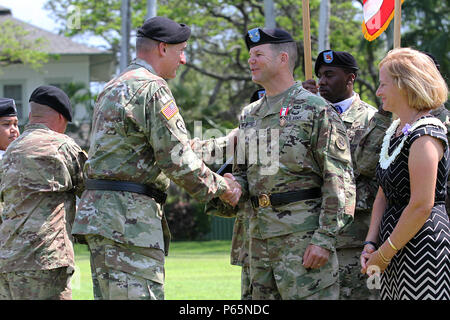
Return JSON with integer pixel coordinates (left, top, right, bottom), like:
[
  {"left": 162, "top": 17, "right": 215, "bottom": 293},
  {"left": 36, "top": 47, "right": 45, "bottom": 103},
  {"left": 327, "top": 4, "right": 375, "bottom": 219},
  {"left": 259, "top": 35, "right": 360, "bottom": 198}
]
[{"left": 219, "top": 173, "right": 242, "bottom": 208}]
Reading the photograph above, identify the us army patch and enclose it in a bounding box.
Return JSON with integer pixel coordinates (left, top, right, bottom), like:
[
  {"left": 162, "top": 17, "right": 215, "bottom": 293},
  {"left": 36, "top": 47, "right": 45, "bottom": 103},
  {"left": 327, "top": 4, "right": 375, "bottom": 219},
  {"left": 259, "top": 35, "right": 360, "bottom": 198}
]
[{"left": 161, "top": 100, "right": 179, "bottom": 120}]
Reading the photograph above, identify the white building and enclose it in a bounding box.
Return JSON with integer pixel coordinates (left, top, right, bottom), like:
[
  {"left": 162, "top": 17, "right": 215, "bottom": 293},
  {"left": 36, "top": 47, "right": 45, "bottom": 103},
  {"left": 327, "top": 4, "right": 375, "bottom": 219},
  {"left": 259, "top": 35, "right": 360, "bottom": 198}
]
[{"left": 0, "top": 5, "right": 113, "bottom": 124}]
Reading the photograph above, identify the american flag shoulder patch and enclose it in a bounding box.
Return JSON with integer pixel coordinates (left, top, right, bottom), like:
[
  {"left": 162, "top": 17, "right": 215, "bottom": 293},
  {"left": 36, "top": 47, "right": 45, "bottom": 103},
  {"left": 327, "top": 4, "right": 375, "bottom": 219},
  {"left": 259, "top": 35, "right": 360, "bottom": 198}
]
[{"left": 161, "top": 100, "right": 179, "bottom": 120}]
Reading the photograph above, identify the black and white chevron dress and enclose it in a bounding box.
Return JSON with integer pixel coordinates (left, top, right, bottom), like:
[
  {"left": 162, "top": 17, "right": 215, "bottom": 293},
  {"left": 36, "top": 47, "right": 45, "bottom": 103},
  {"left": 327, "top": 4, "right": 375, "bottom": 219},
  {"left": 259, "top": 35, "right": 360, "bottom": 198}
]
[{"left": 376, "top": 118, "right": 450, "bottom": 300}]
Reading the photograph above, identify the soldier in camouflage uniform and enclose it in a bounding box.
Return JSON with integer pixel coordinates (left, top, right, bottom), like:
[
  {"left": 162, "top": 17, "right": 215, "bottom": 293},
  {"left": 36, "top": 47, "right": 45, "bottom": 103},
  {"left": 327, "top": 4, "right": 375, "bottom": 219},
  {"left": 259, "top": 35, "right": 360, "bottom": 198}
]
[
  {"left": 229, "top": 28, "right": 355, "bottom": 300},
  {"left": 302, "top": 50, "right": 390, "bottom": 299},
  {"left": 0, "top": 98, "right": 20, "bottom": 225},
  {"left": 426, "top": 54, "right": 450, "bottom": 214},
  {"left": 71, "top": 17, "right": 240, "bottom": 300},
  {"left": 0, "top": 86, "right": 87, "bottom": 300},
  {"left": 431, "top": 105, "right": 450, "bottom": 212}
]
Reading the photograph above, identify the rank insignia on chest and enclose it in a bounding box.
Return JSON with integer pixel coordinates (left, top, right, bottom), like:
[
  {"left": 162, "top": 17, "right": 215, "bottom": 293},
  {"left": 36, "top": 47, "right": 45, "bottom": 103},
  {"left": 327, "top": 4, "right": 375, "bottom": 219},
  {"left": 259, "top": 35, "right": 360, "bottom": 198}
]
[{"left": 161, "top": 100, "right": 179, "bottom": 120}]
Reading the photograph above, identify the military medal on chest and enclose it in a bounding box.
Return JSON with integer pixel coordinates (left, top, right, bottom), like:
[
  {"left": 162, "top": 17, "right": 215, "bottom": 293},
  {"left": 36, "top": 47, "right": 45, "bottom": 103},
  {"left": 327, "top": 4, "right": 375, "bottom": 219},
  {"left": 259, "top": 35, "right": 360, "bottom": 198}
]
[{"left": 279, "top": 106, "right": 289, "bottom": 126}]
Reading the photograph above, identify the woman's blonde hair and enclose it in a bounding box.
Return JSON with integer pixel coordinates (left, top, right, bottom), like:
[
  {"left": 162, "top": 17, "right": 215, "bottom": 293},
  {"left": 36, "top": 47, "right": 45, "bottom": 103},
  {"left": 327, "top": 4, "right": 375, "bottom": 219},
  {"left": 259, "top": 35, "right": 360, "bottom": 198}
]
[{"left": 379, "top": 47, "right": 448, "bottom": 110}]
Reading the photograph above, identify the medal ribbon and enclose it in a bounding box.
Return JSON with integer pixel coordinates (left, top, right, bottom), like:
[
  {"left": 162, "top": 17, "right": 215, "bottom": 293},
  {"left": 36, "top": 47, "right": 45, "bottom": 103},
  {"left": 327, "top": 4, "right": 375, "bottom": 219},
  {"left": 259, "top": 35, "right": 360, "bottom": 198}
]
[{"left": 280, "top": 106, "right": 289, "bottom": 117}]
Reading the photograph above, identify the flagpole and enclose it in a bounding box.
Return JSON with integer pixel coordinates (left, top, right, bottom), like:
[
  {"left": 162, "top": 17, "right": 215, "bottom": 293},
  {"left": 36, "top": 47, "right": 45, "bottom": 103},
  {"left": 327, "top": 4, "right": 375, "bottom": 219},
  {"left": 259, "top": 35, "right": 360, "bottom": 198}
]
[
  {"left": 393, "top": 0, "right": 402, "bottom": 48},
  {"left": 302, "top": 0, "right": 313, "bottom": 80}
]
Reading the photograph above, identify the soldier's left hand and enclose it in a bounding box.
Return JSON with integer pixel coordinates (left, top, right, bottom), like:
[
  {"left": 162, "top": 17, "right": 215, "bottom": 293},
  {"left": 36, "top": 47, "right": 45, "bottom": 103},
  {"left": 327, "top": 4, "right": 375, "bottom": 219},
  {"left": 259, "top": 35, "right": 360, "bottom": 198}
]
[{"left": 302, "top": 244, "right": 330, "bottom": 269}]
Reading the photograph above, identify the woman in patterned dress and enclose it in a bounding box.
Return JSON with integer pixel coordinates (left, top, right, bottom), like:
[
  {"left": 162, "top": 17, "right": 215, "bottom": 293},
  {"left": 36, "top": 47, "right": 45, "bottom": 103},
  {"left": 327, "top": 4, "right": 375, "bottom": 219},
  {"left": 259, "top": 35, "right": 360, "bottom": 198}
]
[{"left": 361, "top": 48, "right": 450, "bottom": 300}]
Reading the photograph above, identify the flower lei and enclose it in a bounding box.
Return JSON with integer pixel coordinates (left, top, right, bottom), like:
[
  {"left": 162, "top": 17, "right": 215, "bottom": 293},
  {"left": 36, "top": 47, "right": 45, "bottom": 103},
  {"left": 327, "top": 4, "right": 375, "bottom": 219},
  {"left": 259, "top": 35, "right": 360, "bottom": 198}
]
[{"left": 379, "top": 117, "right": 447, "bottom": 169}]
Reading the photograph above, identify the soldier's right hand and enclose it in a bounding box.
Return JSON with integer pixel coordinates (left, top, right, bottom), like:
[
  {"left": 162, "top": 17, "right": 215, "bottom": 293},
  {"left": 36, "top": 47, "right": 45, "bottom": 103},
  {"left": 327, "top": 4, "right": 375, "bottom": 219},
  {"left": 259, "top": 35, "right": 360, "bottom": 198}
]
[
  {"left": 302, "top": 79, "right": 319, "bottom": 94},
  {"left": 219, "top": 173, "right": 242, "bottom": 207}
]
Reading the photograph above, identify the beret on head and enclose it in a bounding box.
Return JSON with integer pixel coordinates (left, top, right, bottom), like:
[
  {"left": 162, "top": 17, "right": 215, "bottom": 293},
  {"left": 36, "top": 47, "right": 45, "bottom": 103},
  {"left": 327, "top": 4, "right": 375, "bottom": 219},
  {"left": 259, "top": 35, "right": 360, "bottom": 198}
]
[
  {"left": 0, "top": 98, "right": 17, "bottom": 117},
  {"left": 315, "top": 50, "right": 359, "bottom": 77},
  {"left": 245, "top": 27, "right": 294, "bottom": 50},
  {"left": 250, "top": 88, "right": 266, "bottom": 103},
  {"left": 137, "top": 16, "right": 191, "bottom": 44},
  {"left": 29, "top": 85, "right": 72, "bottom": 122},
  {"left": 423, "top": 52, "right": 441, "bottom": 72}
]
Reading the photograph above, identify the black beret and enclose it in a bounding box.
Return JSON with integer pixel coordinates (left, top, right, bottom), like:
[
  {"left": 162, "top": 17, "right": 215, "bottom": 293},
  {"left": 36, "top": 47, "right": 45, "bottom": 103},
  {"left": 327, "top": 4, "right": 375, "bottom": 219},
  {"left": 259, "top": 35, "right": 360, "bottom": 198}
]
[
  {"left": 29, "top": 85, "right": 72, "bottom": 122},
  {"left": 0, "top": 98, "right": 17, "bottom": 117},
  {"left": 245, "top": 27, "right": 294, "bottom": 50},
  {"left": 137, "top": 16, "right": 191, "bottom": 44},
  {"left": 315, "top": 50, "right": 359, "bottom": 77},
  {"left": 250, "top": 88, "right": 266, "bottom": 103}
]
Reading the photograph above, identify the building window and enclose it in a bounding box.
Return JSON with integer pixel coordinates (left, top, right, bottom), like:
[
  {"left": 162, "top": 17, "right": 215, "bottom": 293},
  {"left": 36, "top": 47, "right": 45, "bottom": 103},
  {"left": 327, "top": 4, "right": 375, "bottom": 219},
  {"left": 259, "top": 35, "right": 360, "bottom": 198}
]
[{"left": 3, "top": 84, "right": 23, "bottom": 119}]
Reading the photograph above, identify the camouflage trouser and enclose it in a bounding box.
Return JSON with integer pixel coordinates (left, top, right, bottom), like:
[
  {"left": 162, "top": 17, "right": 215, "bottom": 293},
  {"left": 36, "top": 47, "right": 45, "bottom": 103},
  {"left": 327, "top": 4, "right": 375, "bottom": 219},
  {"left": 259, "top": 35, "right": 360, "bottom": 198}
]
[
  {"left": 250, "top": 231, "right": 339, "bottom": 300},
  {"left": 337, "top": 247, "right": 380, "bottom": 300},
  {"left": 241, "top": 266, "right": 252, "bottom": 300},
  {"left": 86, "top": 235, "right": 165, "bottom": 300},
  {"left": 0, "top": 267, "right": 73, "bottom": 300}
]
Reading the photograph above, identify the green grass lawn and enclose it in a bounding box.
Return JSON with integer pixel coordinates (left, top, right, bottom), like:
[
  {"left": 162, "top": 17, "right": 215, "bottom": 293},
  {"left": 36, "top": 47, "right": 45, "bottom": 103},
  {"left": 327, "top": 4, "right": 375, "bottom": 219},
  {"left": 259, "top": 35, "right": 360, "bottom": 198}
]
[{"left": 71, "top": 240, "right": 242, "bottom": 300}]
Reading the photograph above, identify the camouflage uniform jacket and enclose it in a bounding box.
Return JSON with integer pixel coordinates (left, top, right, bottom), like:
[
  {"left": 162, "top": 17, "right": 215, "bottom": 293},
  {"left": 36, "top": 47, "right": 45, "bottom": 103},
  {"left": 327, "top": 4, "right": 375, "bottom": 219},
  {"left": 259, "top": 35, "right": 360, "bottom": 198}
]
[
  {"left": 431, "top": 105, "right": 450, "bottom": 213},
  {"left": 72, "top": 58, "right": 228, "bottom": 254},
  {"left": 0, "top": 124, "right": 87, "bottom": 272},
  {"left": 233, "top": 82, "right": 355, "bottom": 251},
  {"left": 336, "top": 93, "right": 378, "bottom": 248},
  {"left": 354, "top": 108, "right": 392, "bottom": 179}
]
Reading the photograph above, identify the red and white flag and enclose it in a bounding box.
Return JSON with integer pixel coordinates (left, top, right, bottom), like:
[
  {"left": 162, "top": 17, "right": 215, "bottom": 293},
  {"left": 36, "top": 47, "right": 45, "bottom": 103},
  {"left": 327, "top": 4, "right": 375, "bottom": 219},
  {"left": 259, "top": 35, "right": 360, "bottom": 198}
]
[{"left": 361, "top": 0, "right": 404, "bottom": 41}]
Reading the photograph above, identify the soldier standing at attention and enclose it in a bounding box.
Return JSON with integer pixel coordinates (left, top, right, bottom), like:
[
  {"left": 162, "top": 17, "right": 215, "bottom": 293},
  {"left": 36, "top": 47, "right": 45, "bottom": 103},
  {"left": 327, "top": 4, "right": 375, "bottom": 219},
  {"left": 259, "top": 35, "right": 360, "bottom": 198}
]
[
  {"left": 303, "top": 50, "right": 391, "bottom": 299},
  {"left": 72, "top": 16, "right": 240, "bottom": 300},
  {"left": 230, "top": 28, "right": 356, "bottom": 299},
  {"left": 0, "top": 98, "right": 20, "bottom": 224},
  {"left": 0, "top": 86, "right": 87, "bottom": 300}
]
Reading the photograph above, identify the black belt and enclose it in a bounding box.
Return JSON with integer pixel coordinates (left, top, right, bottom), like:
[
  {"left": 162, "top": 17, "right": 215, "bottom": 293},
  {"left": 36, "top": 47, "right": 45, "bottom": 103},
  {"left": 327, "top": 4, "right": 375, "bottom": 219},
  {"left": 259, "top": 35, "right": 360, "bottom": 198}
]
[
  {"left": 250, "top": 188, "right": 322, "bottom": 209},
  {"left": 85, "top": 179, "right": 167, "bottom": 205}
]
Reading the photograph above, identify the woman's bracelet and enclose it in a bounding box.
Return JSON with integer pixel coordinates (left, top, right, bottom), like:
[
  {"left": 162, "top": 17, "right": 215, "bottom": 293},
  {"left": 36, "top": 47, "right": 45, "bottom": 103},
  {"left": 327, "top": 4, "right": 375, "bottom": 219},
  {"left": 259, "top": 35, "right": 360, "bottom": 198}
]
[
  {"left": 378, "top": 248, "right": 391, "bottom": 264},
  {"left": 387, "top": 237, "right": 399, "bottom": 251},
  {"left": 363, "top": 240, "right": 377, "bottom": 249}
]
